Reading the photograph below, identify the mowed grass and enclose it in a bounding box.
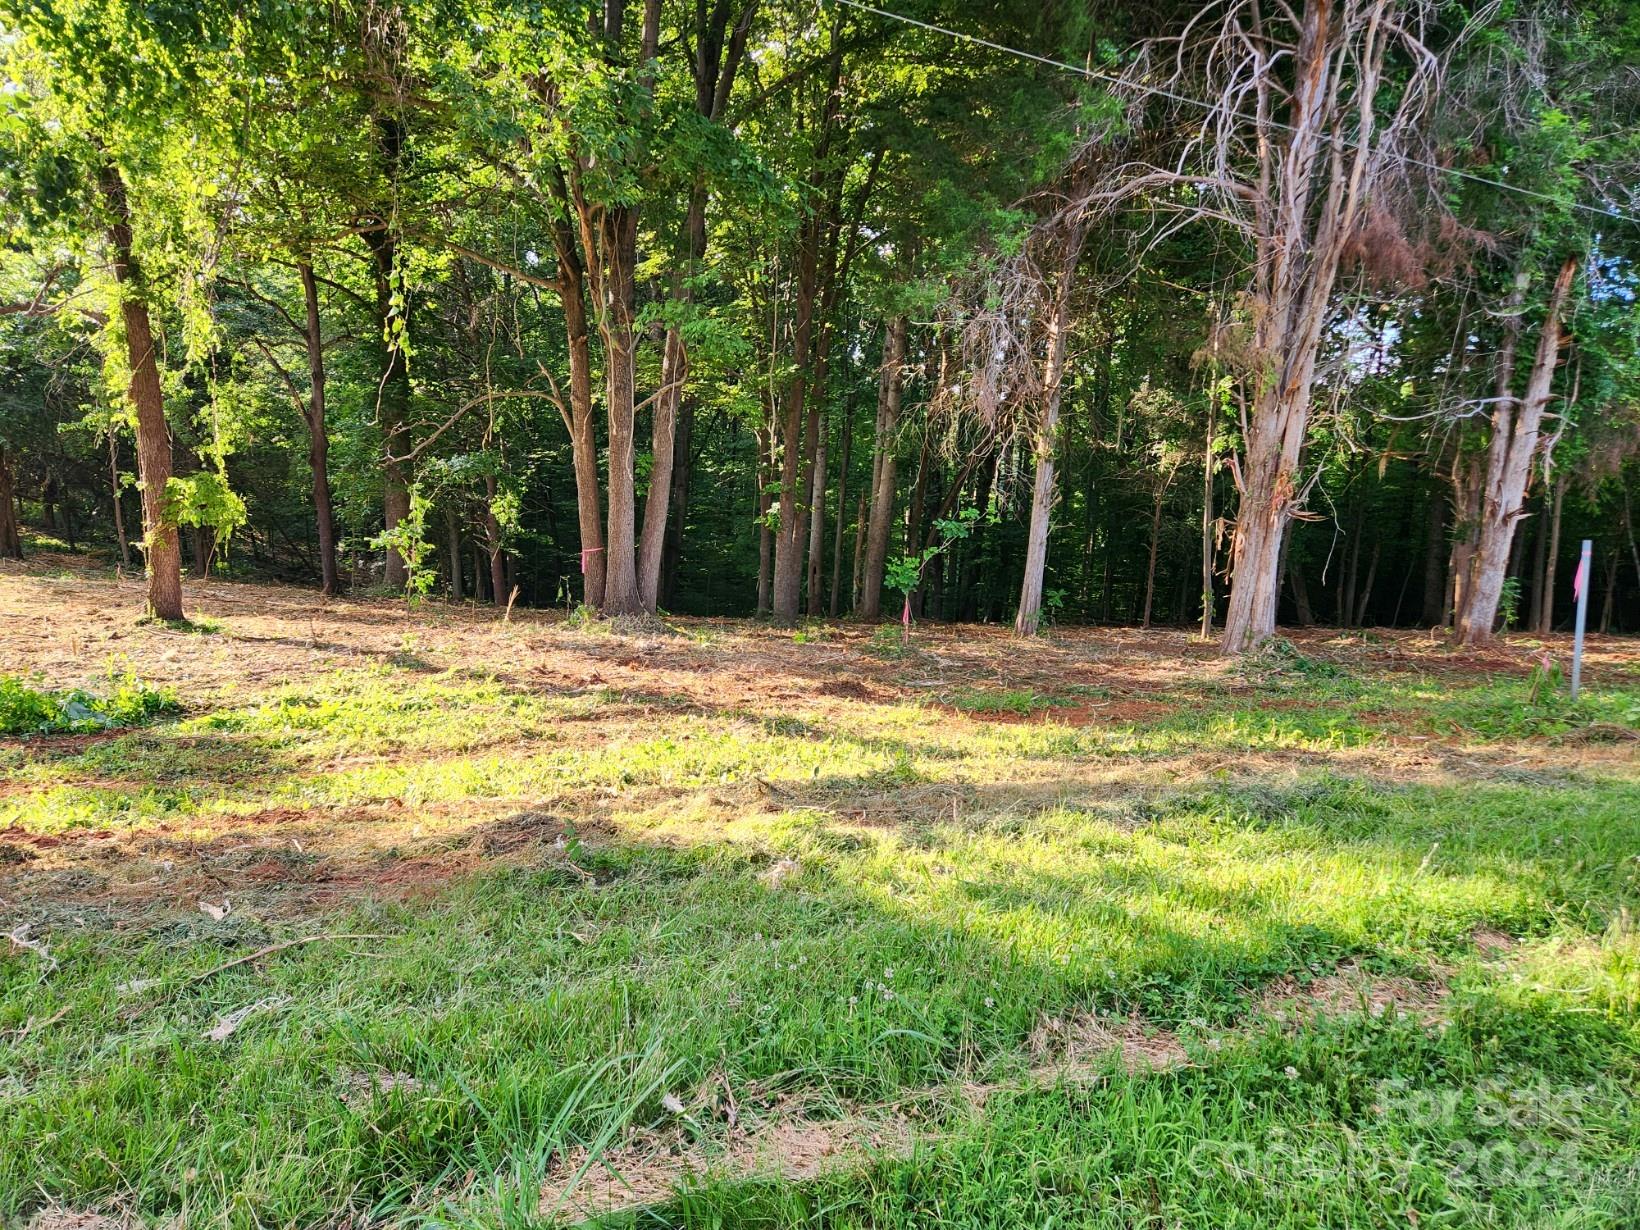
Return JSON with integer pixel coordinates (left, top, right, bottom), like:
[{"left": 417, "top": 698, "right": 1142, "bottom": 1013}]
[{"left": 0, "top": 609, "right": 1637, "bottom": 1228}]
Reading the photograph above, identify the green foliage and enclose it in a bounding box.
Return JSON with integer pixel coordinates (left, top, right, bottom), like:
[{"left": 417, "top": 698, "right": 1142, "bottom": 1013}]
[
  {"left": 371, "top": 485, "right": 437, "bottom": 599},
  {"left": 0, "top": 669, "right": 179, "bottom": 736},
  {"left": 1498, "top": 577, "right": 1524, "bottom": 631},
  {"left": 164, "top": 472, "right": 246, "bottom": 549},
  {"left": 945, "top": 687, "right": 1057, "bottom": 715},
  {"left": 565, "top": 603, "right": 602, "bottom": 631},
  {"left": 884, "top": 508, "right": 983, "bottom": 639},
  {"left": 1248, "top": 637, "right": 1351, "bottom": 682}
]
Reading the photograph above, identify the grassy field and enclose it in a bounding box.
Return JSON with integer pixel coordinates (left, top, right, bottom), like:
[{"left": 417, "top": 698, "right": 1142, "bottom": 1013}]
[{"left": 2, "top": 558, "right": 1638, "bottom": 1229}]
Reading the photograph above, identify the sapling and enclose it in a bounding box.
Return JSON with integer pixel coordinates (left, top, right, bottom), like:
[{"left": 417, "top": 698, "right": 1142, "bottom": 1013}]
[{"left": 883, "top": 507, "right": 982, "bottom": 646}]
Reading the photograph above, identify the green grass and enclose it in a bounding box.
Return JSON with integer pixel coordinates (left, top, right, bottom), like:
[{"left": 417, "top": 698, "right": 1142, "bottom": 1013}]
[
  {"left": 944, "top": 687, "right": 1064, "bottom": 715},
  {"left": 1, "top": 636, "right": 1637, "bottom": 1228}
]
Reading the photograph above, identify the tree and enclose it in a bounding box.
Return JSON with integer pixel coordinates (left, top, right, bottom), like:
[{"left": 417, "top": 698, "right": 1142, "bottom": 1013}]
[
  {"left": 1007, "top": 226, "right": 1085, "bottom": 636},
  {"left": 1057, "top": 0, "right": 1447, "bottom": 651},
  {"left": 0, "top": 0, "right": 264, "bottom": 619}
]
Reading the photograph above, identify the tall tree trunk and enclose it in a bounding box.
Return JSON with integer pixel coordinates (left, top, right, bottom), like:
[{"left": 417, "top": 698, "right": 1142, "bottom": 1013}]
[
  {"left": 859, "top": 315, "right": 907, "bottom": 620},
  {"left": 771, "top": 218, "right": 820, "bottom": 621},
  {"left": 106, "top": 433, "right": 129, "bottom": 569},
  {"left": 1289, "top": 560, "right": 1316, "bottom": 626},
  {"left": 1015, "top": 238, "right": 1080, "bottom": 637},
  {"left": 445, "top": 506, "right": 463, "bottom": 601},
  {"left": 771, "top": 25, "right": 845, "bottom": 622},
  {"left": 637, "top": 223, "right": 692, "bottom": 611},
  {"left": 98, "top": 162, "right": 182, "bottom": 621},
  {"left": 1219, "top": 397, "right": 1310, "bottom": 648},
  {"left": 1420, "top": 481, "right": 1445, "bottom": 626},
  {"left": 589, "top": 225, "right": 636, "bottom": 615},
  {"left": 1457, "top": 258, "right": 1578, "bottom": 645},
  {"left": 756, "top": 419, "right": 774, "bottom": 615},
  {"left": 361, "top": 114, "right": 412, "bottom": 591},
  {"left": 1340, "top": 496, "right": 1363, "bottom": 627},
  {"left": 799, "top": 203, "right": 849, "bottom": 617},
  {"left": 471, "top": 539, "right": 489, "bottom": 602},
  {"left": 639, "top": 2, "right": 752, "bottom": 610},
  {"left": 905, "top": 429, "right": 931, "bottom": 618},
  {"left": 558, "top": 231, "right": 605, "bottom": 608},
  {"left": 558, "top": 0, "right": 660, "bottom": 615},
  {"left": 958, "top": 453, "right": 996, "bottom": 620},
  {"left": 1354, "top": 540, "right": 1380, "bottom": 627},
  {"left": 192, "top": 525, "right": 210, "bottom": 578},
  {"left": 850, "top": 490, "right": 867, "bottom": 612},
  {"left": 595, "top": 204, "right": 644, "bottom": 615},
  {"left": 1218, "top": 0, "right": 1393, "bottom": 653},
  {"left": 0, "top": 445, "right": 21, "bottom": 559},
  {"left": 1528, "top": 486, "right": 1549, "bottom": 630},
  {"left": 805, "top": 434, "right": 828, "bottom": 615},
  {"left": 1200, "top": 411, "right": 1215, "bottom": 637},
  {"left": 530, "top": 156, "right": 607, "bottom": 607},
  {"left": 298, "top": 263, "right": 340, "bottom": 596},
  {"left": 1599, "top": 551, "right": 1617, "bottom": 634},
  {"left": 660, "top": 397, "right": 693, "bottom": 608},
  {"left": 1452, "top": 276, "right": 1526, "bottom": 629},
  {"left": 827, "top": 396, "right": 853, "bottom": 616},
  {"left": 1447, "top": 455, "right": 1481, "bottom": 626},
  {"left": 1534, "top": 473, "right": 1567, "bottom": 634},
  {"left": 484, "top": 471, "right": 506, "bottom": 604},
  {"left": 1142, "top": 488, "right": 1164, "bottom": 629}
]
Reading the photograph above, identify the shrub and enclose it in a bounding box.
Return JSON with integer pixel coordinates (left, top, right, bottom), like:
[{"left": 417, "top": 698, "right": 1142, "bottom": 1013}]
[{"left": 0, "top": 670, "right": 180, "bottom": 736}]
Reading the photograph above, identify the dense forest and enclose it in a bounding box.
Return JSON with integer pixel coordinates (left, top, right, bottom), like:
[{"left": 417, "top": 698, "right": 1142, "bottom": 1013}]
[{"left": 2, "top": 0, "right": 1638, "bottom": 648}]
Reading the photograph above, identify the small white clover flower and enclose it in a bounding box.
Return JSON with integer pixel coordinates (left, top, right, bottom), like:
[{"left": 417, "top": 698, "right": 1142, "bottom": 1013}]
[
  {"left": 984, "top": 997, "right": 995, "bottom": 1009},
  {"left": 1284, "top": 1066, "right": 1299, "bottom": 1080}
]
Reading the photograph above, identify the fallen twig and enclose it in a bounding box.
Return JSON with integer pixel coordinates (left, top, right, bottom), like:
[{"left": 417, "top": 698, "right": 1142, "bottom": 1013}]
[
  {"left": 5, "top": 1002, "right": 72, "bottom": 1043},
  {"left": 120, "top": 933, "right": 390, "bottom": 1020},
  {"left": 184, "top": 933, "right": 389, "bottom": 988}
]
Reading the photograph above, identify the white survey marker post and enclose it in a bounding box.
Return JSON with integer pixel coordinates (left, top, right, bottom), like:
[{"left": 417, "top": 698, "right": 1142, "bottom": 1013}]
[{"left": 1571, "top": 539, "right": 1591, "bottom": 700}]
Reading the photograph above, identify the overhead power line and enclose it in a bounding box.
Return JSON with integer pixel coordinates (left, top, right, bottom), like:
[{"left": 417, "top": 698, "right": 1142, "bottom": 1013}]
[{"left": 825, "top": 0, "right": 1640, "bottom": 228}]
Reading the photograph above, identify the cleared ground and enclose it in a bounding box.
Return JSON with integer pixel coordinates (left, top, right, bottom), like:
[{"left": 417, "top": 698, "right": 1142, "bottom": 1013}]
[{"left": 2, "top": 555, "right": 1638, "bottom": 1229}]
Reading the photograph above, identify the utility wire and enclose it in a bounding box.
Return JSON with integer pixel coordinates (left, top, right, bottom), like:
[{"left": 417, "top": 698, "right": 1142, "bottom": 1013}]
[{"left": 826, "top": 0, "right": 1640, "bottom": 228}]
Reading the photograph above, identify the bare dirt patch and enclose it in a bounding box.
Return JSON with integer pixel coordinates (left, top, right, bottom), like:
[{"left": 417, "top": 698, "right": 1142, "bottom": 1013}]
[
  {"left": 1028, "top": 1010, "right": 1190, "bottom": 1075},
  {"left": 540, "top": 1112, "right": 914, "bottom": 1222},
  {"left": 1472, "top": 927, "right": 1519, "bottom": 957},
  {"left": 339, "top": 1069, "right": 425, "bottom": 1110},
  {"left": 24, "top": 1210, "right": 129, "bottom": 1230},
  {"left": 1255, "top": 958, "right": 1451, "bottom": 1025}
]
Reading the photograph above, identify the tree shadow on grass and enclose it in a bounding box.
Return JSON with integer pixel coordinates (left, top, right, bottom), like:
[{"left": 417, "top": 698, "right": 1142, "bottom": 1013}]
[{"left": 2, "top": 762, "right": 1635, "bottom": 1227}]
